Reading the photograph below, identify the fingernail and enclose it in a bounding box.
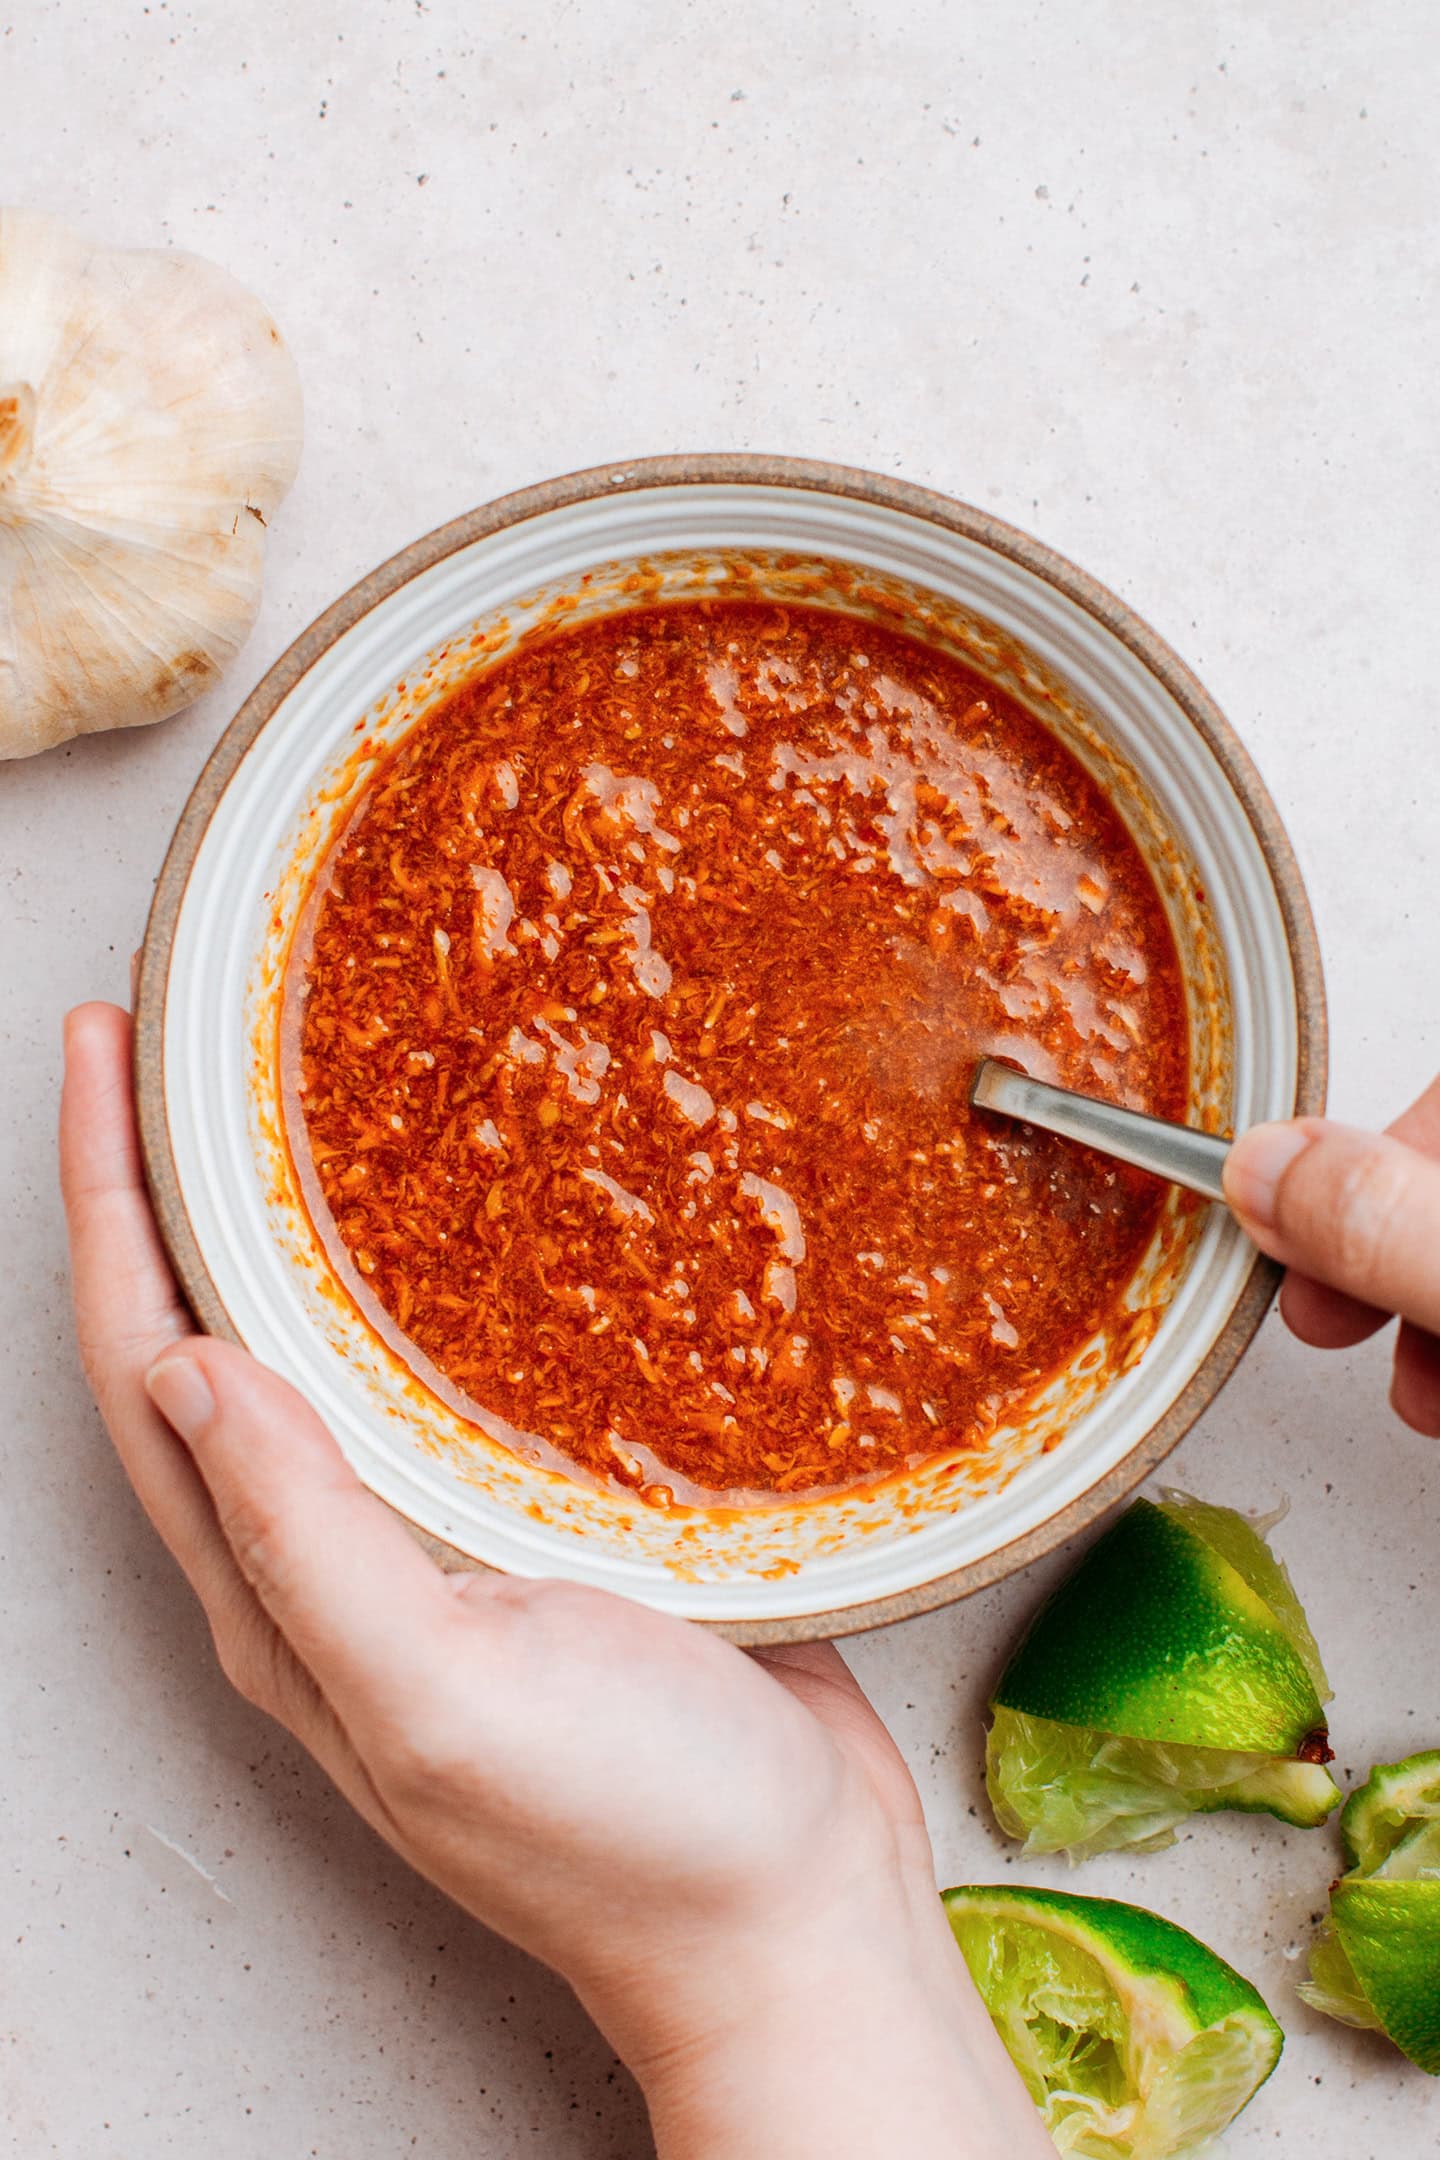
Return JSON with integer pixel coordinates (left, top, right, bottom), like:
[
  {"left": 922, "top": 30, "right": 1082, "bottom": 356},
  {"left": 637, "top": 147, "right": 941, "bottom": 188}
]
[
  {"left": 1224, "top": 1121, "right": 1320, "bottom": 1233},
  {"left": 145, "top": 1353, "right": 216, "bottom": 1441}
]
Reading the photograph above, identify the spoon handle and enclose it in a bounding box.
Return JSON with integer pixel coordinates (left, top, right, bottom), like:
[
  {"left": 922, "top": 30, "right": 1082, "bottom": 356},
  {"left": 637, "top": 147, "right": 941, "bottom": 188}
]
[{"left": 969, "top": 1059, "right": 1232, "bottom": 1204}]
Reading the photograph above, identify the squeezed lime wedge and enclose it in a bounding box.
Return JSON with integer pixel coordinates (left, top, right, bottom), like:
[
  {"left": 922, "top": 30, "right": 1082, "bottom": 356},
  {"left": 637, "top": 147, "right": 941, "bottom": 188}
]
[
  {"left": 944, "top": 1883, "right": 1283, "bottom": 2156},
  {"left": 1300, "top": 1749, "right": 1440, "bottom": 2073},
  {"left": 986, "top": 1494, "right": 1340, "bottom": 1859}
]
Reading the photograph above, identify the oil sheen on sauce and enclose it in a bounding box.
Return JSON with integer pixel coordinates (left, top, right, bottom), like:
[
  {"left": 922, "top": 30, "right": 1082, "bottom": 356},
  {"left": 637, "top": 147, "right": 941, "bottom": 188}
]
[{"left": 287, "top": 600, "right": 1188, "bottom": 1505}]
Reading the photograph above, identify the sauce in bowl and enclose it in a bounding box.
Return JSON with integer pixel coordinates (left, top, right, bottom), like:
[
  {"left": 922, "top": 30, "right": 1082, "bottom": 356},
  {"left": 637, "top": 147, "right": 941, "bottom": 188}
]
[{"left": 287, "top": 600, "right": 1187, "bottom": 1504}]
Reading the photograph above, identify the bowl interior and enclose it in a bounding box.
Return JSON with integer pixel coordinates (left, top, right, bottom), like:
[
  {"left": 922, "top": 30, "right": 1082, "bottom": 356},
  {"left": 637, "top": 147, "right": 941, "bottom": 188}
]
[{"left": 147, "top": 474, "right": 1310, "bottom": 1634}]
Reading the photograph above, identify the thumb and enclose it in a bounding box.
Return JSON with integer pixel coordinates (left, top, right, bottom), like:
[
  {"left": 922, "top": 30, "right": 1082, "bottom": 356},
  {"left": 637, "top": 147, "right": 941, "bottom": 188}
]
[
  {"left": 145, "top": 1339, "right": 454, "bottom": 1722},
  {"left": 1224, "top": 1118, "right": 1440, "bottom": 1334}
]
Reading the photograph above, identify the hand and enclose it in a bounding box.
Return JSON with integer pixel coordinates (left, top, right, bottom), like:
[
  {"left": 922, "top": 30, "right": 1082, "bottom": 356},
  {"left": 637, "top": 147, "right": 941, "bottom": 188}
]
[
  {"left": 60, "top": 1003, "right": 1051, "bottom": 2160},
  {"left": 1223, "top": 1074, "right": 1440, "bottom": 1436}
]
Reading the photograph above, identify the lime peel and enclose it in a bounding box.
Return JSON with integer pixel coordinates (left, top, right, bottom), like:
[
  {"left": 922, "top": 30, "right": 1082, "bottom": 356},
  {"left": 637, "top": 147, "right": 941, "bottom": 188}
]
[
  {"left": 1340, "top": 1747, "right": 1440, "bottom": 1876},
  {"left": 1154, "top": 1488, "right": 1329, "bottom": 1702},
  {"left": 987, "top": 1494, "right": 1339, "bottom": 1859},
  {"left": 993, "top": 1497, "right": 1330, "bottom": 1754},
  {"left": 944, "top": 1883, "right": 1283, "bottom": 2157},
  {"left": 1302, "top": 1749, "right": 1440, "bottom": 2074}
]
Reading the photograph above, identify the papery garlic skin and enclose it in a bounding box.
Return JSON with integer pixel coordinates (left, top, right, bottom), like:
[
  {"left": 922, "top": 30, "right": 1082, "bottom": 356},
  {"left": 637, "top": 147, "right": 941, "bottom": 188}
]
[{"left": 0, "top": 208, "right": 303, "bottom": 759}]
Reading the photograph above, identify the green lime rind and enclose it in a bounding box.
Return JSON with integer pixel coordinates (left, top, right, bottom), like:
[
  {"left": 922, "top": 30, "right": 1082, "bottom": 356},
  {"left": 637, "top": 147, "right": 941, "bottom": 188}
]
[
  {"left": 1194, "top": 1755, "right": 1340, "bottom": 1826},
  {"left": 1301, "top": 1750, "right": 1440, "bottom": 2073},
  {"left": 992, "top": 1497, "right": 1329, "bottom": 1755},
  {"left": 944, "top": 1883, "right": 1279, "bottom": 2053},
  {"left": 1323, "top": 1880, "right": 1440, "bottom": 2074},
  {"left": 944, "top": 1884, "right": 1283, "bottom": 2158},
  {"left": 1340, "top": 1748, "right": 1440, "bottom": 1875},
  {"left": 986, "top": 1707, "right": 1340, "bottom": 1862},
  {"left": 1156, "top": 1489, "right": 1330, "bottom": 1700}
]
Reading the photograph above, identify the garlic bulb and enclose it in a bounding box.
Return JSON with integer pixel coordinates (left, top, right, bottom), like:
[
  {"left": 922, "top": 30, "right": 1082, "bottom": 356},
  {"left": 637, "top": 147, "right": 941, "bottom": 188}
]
[{"left": 0, "top": 208, "right": 302, "bottom": 759}]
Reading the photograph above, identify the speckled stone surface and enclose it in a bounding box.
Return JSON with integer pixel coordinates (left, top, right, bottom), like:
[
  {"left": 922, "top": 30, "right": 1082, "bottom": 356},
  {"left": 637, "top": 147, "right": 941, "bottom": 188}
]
[{"left": 3, "top": 3, "right": 1438, "bottom": 2154}]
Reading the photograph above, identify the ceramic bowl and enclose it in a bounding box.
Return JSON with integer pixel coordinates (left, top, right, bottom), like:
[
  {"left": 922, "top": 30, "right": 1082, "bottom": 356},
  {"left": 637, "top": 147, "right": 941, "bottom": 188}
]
[{"left": 135, "top": 455, "right": 1325, "bottom": 1642}]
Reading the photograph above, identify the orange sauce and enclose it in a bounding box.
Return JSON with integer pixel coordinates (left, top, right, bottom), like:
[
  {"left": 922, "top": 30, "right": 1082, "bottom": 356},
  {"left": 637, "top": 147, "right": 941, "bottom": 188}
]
[{"left": 288, "top": 601, "right": 1187, "bottom": 1502}]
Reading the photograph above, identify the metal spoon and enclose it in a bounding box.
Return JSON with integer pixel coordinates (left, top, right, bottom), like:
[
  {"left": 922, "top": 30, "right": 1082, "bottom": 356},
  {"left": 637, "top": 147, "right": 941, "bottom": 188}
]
[{"left": 969, "top": 1058, "right": 1232, "bottom": 1204}]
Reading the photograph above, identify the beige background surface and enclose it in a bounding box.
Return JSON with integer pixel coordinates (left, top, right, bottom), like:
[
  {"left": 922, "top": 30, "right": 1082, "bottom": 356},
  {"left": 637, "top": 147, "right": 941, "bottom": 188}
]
[{"left": 3, "top": 2, "right": 1438, "bottom": 2153}]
